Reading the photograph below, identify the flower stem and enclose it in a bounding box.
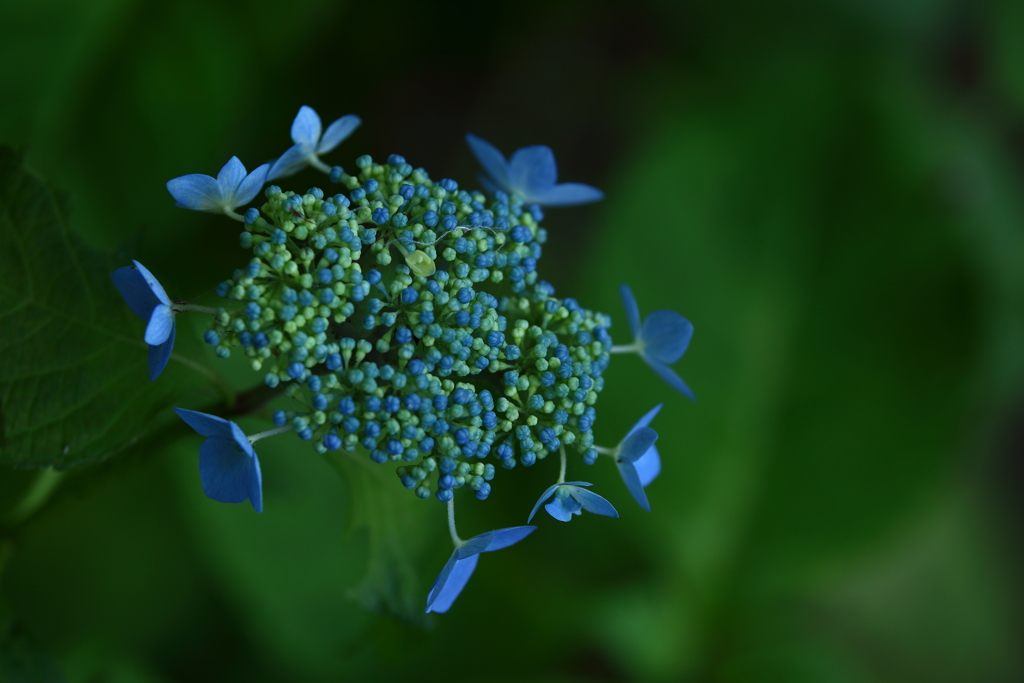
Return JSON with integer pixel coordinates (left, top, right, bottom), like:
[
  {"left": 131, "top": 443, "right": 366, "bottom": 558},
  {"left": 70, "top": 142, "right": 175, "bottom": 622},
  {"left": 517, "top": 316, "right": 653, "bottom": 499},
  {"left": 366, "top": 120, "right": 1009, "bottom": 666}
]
[
  {"left": 609, "top": 343, "right": 641, "bottom": 354},
  {"left": 247, "top": 425, "right": 293, "bottom": 444},
  {"left": 447, "top": 498, "right": 462, "bottom": 548},
  {"left": 6, "top": 468, "right": 64, "bottom": 526},
  {"left": 309, "top": 155, "right": 332, "bottom": 174},
  {"left": 557, "top": 444, "right": 567, "bottom": 484},
  {"left": 594, "top": 445, "right": 616, "bottom": 456},
  {"left": 223, "top": 208, "right": 245, "bottom": 222},
  {"left": 173, "top": 303, "right": 219, "bottom": 315}
]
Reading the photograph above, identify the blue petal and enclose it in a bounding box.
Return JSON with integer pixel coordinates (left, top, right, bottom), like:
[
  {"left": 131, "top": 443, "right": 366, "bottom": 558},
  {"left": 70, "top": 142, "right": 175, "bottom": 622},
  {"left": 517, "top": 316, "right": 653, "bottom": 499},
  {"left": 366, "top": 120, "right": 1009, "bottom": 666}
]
[
  {"left": 619, "top": 284, "right": 641, "bottom": 339},
  {"left": 318, "top": 114, "right": 361, "bottom": 154},
  {"left": 266, "top": 143, "right": 312, "bottom": 181},
  {"left": 147, "top": 322, "right": 175, "bottom": 381},
  {"left": 291, "top": 105, "right": 322, "bottom": 147},
  {"left": 640, "top": 310, "right": 694, "bottom": 364},
  {"left": 527, "top": 182, "right": 604, "bottom": 207},
  {"left": 198, "top": 436, "right": 258, "bottom": 506},
  {"left": 527, "top": 483, "right": 560, "bottom": 523},
  {"left": 619, "top": 426, "right": 658, "bottom": 463},
  {"left": 240, "top": 430, "right": 263, "bottom": 513},
  {"left": 166, "top": 173, "right": 224, "bottom": 212},
  {"left": 545, "top": 497, "right": 580, "bottom": 522},
  {"left": 144, "top": 304, "right": 174, "bottom": 345},
  {"left": 231, "top": 163, "right": 270, "bottom": 209},
  {"left": 648, "top": 360, "right": 696, "bottom": 401},
  {"left": 508, "top": 145, "right": 557, "bottom": 197},
  {"left": 216, "top": 156, "right": 246, "bottom": 192},
  {"left": 617, "top": 459, "right": 651, "bottom": 512},
  {"left": 627, "top": 404, "right": 663, "bottom": 486},
  {"left": 466, "top": 134, "right": 511, "bottom": 191},
  {"left": 131, "top": 260, "right": 171, "bottom": 306},
  {"left": 628, "top": 404, "right": 662, "bottom": 433},
  {"left": 481, "top": 525, "right": 537, "bottom": 552},
  {"left": 571, "top": 487, "right": 619, "bottom": 518},
  {"left": 173, "top": 408, "right": 234, "bottom": 439},
  {"left": 426, "top": 553, "right": 479, "bottom": 613},
  {"left": 111, "top": 266, "right": 159, "bottom": 321},
  {"left": 634, "top": 445, "right": 661, "bottom": 487}
]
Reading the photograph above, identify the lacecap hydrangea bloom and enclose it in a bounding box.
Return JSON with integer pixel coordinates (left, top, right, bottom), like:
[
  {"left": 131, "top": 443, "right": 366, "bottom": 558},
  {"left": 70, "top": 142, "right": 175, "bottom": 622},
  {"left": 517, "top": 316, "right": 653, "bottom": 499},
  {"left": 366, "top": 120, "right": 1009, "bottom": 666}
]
[{"left": 114, "top": 106, "right": 697, "bottom": 614}]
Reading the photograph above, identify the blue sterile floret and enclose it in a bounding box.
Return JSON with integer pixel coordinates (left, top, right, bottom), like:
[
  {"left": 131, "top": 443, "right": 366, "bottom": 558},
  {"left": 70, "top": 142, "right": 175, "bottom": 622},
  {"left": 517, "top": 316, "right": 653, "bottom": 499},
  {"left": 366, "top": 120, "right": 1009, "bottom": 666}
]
[
  {"left": 627, "top": 403, "right": 663, "bottom": 486},
  {"left": 267, "top": 105, "right": 361, "bottom": 180},
  {"left": 612, "top": 426, "right": 660, "bottom": 512},
  {"left": 111, "top": 260, "right": 176, "bottom": 381},
  {"left": 166, "top": 157, "right": 270, "bottom": 216},
  {"left": 527, "top": 481, "right": 618, "bottom": 522},
  {"left": 174, "top": 408, "right": 264, "bottom": 513},
  {"left": 618, "top": 283, "right": 695, "bottom": 400},
  {"left": 426, "top": 525, "right": 535, "bottom": 613},
  {"left": 465, "top": 133, "right": 604, "bottom": 207}
]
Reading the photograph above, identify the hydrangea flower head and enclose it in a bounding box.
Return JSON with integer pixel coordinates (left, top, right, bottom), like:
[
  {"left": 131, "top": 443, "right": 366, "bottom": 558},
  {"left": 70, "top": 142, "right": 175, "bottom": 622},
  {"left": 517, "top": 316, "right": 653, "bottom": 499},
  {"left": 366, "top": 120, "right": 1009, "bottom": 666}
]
[
  {"left": 110, "top": 260, "right": 175, "bottom": 381},
  {"left": 527, "top": 481, "right": 618, "bottom": 522},
  {"left": 426, "top": 526, "right": 536, "bottom": 613},
  {"left": 118, "top": 107, "right": 701, "bottom": 615},
  {"left": 174, "top": 408, "right": 263, "bottom": 513},
  {"left": 267, "top": 106, "right": 361, "bottom": 180},
  {"left": 465, "top": 133, "right": 604, "bottom": 207},
  {"left": 166, "top": 157, "right": 269, "bottom": 217},
  {"left": 613, "top": 426, "right": 659, "bottom": 512},
  {"left": 619, "top": 284, "right": 695, "bottom": 399}
]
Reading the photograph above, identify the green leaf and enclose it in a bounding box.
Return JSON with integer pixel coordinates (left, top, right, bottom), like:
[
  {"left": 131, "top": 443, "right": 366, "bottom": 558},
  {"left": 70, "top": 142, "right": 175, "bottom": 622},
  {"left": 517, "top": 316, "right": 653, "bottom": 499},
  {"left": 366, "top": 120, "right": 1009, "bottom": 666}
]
[
  {"left": 0, "top": 146, "right": 209, "bottom": 468},
  {"left": 323, "top": 450, "right": 439, "bottom": 627}
]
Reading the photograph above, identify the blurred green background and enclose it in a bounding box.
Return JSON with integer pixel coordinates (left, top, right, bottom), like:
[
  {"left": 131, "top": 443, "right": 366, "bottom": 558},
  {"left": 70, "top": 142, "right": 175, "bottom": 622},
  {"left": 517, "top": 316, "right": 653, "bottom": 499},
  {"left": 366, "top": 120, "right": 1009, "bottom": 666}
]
[{"left": 2, "top": 0, "right": 1024, "bottom": 681}]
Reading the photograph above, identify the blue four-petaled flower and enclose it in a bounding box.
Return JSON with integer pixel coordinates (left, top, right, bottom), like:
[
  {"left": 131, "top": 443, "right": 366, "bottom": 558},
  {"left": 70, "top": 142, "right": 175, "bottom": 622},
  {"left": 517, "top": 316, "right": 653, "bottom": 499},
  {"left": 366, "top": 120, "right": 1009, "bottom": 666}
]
[
  {"left": 174, "top": 408, "right": 263, "bottom": 513},
  {"left": 111, "top": 260, "right": 175, "bottom": 381},
  {"left": 465, "top": 133, "right": 604, "bottom": 207},
  {"left": 426, "top": 526, "right": 536, "bottom": 613},
  {"left": 627, "top": 404, "right": 664, "bottom": 488},
  {"left": 527, "top": 481, "right": 618, "bottom": 522},
  {"left": 620, "top": 283, "right": 695, "bottom": 400},
  {"left": 612, "top": 426, "right": 659, "bottom": 512},
  {"left": 166, "top": 157, "right": 269, "bottom": 216},
  {"left": 267, "top": 105, "right": 361, "bottom": 180}
]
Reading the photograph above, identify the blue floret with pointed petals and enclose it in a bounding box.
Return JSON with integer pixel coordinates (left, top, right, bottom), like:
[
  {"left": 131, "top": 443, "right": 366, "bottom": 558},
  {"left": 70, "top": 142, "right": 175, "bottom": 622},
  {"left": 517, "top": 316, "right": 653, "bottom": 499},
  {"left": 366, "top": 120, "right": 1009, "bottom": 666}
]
[
  {"left": 166, "top": 156, "right": 269, "bottom": 215},
  {"left": 426, "top": 525, "right": 536, "bottom": 613},
  {"left": 527, "top": 481, "right": 619, "bottom": 522},
  {"left": 619, "top": 284, "right": 695, "bottom": 400},
  {"left": 267, "top": 105, "right": 361, "bottom": 180},
  {"left": 174, "top": 408, "right": 263, "bottom": 513},
  {"left": 614, "top": 426, "right": 659, "bottom": 512},
  {"left": 111, "top": 260, "right": 175, "bottom": 381},
  {"left": 628, "top": 404, "right": 663, "bottom": 487},
  {"left": 465, "top": 133, "right": 604, "bottom": 207}
]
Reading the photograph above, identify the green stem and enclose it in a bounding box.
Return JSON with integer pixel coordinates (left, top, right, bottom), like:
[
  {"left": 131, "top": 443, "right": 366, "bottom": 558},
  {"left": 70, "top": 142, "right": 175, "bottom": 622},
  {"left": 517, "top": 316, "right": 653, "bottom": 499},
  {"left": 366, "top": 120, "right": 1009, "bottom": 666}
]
[
  {"left": 247, "top": 425, "right": 293, "bottom": 444},
  {"left": 6, "top": 468, "right": 64, "bottom": 526},
  {"left": 609, "top": 342, "right": 641, "bottom": 354},
  {"left": 557, "top": 444, "right": 567, "bottom": 484},
  {"left": 173, "top": 303, "right": 218, "bottom": 315},
  {"left": 447, "top": 498, "right": 462, "bottom": 548}
]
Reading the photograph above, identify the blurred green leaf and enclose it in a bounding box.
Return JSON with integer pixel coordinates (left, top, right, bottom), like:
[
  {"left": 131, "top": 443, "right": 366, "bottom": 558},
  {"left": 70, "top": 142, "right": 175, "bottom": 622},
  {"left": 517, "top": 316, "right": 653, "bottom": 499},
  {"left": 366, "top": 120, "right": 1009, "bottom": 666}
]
[
  {"left": 0, "top": 628, "right": 66, "bottom": 683},
  {"left": 0, "top": 147, "right": 210, "bottom": 468},
  {"left": 323, "top": 450, "right": 438, "bottom": 626}
]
